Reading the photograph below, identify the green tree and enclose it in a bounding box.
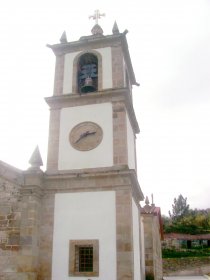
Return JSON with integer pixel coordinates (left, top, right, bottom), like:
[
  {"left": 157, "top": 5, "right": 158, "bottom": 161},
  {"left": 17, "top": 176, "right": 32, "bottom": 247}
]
[
  {"left": 191, "top": 209, "right": 210, "bottom": 231},
  {"left": 169, "top": 194, "right": 189, "bottom": 221},
  {"left": 163, "top": 196, "right": 210, "bottom": 234}
]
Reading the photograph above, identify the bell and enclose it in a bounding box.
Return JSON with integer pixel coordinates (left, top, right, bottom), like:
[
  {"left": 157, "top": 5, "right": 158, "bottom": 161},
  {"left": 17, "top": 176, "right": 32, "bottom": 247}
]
[{"left": 81, "top": 77, "right": 96, "bottom": 93}]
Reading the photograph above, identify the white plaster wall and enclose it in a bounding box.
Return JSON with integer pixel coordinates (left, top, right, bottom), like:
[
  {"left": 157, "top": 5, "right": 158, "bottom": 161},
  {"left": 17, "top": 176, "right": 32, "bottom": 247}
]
[
  {"left": 63, "top": 51, "right": 80, "bottom": 94},
  {"left": 126, "top": 114, "right": 136, "bottom": 170},
  {"left": 96, "top": 47, "right": 112, "bottom": 89},
  {"left": 62, "top": 47, "right": 112, "bottom": 94},
  {"left": 58, "top": 103, "right": 113, "bottom": 170},
  {"left": 123, "top": 58, "right": 127, "bottom": 88},
  {"left": 52, "top": 191, "right": 116, "bottom": 280},
  {"left": 132, "top": 199, "right": 142, "bottom": 280}
]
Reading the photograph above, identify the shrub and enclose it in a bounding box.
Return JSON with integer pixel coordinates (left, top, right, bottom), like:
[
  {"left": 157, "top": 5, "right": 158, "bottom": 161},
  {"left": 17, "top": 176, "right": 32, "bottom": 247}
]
[
  {"left": 162, "top": 248, "right": 210, "bottom": 258},
  {"left": 146, "top": 273, "right": 154, "bottom": 280}
]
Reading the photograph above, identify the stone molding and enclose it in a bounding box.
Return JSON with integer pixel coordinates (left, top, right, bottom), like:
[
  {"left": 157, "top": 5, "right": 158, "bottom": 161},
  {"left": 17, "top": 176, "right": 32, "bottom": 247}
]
[
  {"left": 45, "top": 87, "right": 139, "bottom": 133},
  {"left": 43, "top": 166, "right": 143, "bottom": 203}
]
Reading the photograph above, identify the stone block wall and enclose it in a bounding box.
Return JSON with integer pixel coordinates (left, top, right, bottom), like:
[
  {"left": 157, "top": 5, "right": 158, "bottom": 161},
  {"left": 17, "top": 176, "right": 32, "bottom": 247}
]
[
  {"left": 141, "top": 204, "right": 163, "bottom": 280},
  {"left": 38, "top": 194, "right": 55, "bottom": 280},
  {"left": 152, "top": 216, "right": 163, "bottom": 280},
  {"left": 0, "top": 175, "right": 22, "bottom": 278},
  {"left": 0, "top": 166, "right": 43, "bottom": 280},
  {"left": 0, "top": 205, "right": 21, "bottom": 251},
  {"left": 163, "top": 257, "right": 210, "bottom": 276}
]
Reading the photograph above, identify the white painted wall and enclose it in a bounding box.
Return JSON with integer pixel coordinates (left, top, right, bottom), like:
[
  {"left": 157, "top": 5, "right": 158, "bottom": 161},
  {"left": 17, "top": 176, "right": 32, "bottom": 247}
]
[
  {"left": 58, "top": 103, "right": 113, "bottom": 170},
  {"left": 62, "top": 47, "right": 112, "bottom": 94},
  {"left": 97, "top": 47, "right": 112, "bottom": 89},
  {"left": 123, "top": 58, "right": 127, "bottom": 88},
  {"left": 132, "top": 198, "right": 142, "bottom": 280},
  {"left": 126, "top": 114, "right": 136, "bottom": 170},
  {"left": 63, "top": 51, "right": 80, "bottom": 94},
  {"left": 52, "top": 191, "right": 117, "bottom": 280}
]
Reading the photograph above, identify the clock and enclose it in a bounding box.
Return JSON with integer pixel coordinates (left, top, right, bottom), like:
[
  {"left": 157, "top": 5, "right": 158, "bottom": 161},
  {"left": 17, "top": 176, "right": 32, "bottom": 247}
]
[{"left": 69, "top": 122, "right": 103, "bottom": 151}]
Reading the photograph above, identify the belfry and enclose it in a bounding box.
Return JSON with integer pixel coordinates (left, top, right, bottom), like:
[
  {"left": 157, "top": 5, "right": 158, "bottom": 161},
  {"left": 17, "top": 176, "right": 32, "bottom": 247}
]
[{"left": 0, "top": 12, "right": 165, "bottom": 280}]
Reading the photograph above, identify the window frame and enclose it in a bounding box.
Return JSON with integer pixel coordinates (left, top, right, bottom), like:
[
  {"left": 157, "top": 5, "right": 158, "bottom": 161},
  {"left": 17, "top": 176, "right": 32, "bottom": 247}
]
[{"left": 69, "top": 239, "right": 99, "bottom": 277}]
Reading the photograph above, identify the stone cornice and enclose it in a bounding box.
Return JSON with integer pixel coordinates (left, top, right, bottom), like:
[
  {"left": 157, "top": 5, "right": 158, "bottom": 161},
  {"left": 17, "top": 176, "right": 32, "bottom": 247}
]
[
  {"left": 120, "top": 34, "right": 139, "bottom": 86},
  {"left": 129, "top": 170, "right": 144, "bottom": 202},
  {"left": 43, "top": 166, "right": 143, "bottom": 203},
  {"left": 45, "top": 165, "right": 130, "bottom": 178},
  {"left": 45, "top": 88, "right": 128, "bottom": 109},
  {"left": 45, "top": 88, "right": 140, "bottom": 133}
]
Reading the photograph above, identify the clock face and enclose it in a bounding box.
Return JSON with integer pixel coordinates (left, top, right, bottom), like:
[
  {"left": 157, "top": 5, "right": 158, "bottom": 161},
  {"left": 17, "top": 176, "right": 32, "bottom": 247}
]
[{"left": 69, "top": 122, "right": 103, "bottom": 151}]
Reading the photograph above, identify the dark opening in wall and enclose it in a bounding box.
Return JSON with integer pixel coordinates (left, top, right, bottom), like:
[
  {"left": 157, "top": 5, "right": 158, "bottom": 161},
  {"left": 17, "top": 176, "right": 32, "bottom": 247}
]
[{"left": 78, "top": 53, "right": 98, "bottom": 94}]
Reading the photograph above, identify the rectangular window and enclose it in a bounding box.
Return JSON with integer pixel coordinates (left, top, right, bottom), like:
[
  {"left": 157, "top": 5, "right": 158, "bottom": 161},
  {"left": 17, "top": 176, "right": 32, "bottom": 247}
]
[
  {"left": 69, "top": 240, "right": 99, "bottom": 276},
  {"left": 75, "top": 245, "right": 93, "bottom": 272}
]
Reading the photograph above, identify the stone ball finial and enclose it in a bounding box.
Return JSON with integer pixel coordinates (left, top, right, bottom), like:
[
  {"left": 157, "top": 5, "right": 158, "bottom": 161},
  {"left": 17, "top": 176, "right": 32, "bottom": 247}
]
[{"left": 91, "top": 24, "right": 103, "bottom": 35}]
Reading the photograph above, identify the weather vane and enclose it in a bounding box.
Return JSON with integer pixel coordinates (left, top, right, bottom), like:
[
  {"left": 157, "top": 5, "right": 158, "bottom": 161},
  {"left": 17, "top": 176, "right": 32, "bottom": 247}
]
[{"left": 89, "top": 9, "right": 105, "bottom": 25}]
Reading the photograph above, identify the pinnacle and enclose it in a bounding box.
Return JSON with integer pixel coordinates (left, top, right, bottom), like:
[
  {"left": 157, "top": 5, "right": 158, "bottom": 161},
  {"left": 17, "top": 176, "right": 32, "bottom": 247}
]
[
  {"left": 60, "top": 31, "right": 67, "bottom": 43},
  {"left": 28, "top": 146, "right": 43, "bottom": 170},
  {"left": 112, "top": 21, "right": 119, "bottom": 34}
]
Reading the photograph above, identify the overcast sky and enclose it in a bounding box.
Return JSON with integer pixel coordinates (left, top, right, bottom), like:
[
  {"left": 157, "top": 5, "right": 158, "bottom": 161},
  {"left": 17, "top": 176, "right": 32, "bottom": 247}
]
[{"left": 0, "top": 0, "right": 209, "bottom": 215}]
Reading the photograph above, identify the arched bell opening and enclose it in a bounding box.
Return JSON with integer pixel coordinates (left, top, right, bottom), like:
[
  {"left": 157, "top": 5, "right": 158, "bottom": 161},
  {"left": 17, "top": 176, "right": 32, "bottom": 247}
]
[{"left": 77, "top": 53, "right": 98, "bottom": 94}]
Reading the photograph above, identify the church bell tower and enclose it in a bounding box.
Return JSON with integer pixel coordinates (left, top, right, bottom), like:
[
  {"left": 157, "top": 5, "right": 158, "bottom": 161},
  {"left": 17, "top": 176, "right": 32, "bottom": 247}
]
[{"left": 45, "top": 12, "right": 144, "bottom": 280}]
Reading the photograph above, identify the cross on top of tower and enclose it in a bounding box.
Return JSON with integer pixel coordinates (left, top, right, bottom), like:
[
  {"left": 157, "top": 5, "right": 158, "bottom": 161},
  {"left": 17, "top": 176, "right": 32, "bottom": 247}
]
[{"left": 89, "top": 9, "right": 105, "bottom": 25}]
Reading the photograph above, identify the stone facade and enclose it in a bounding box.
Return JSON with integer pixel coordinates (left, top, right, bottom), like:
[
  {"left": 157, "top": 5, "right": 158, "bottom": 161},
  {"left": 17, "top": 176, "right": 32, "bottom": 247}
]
[
  {"left": 0, "top": 161, "right": 39, "bottom": 280},
  {"left": 0, "top": 162, "right": 143, "bottom": 280},
  {"left": 141, "top": 197, "right": 164, "bottom": 280}
]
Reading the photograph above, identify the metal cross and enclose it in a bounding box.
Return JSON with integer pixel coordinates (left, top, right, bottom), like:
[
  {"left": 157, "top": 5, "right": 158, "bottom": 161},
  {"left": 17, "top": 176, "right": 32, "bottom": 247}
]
[{"left": 89, "top": 10, "right": 105, "bottom": 25}]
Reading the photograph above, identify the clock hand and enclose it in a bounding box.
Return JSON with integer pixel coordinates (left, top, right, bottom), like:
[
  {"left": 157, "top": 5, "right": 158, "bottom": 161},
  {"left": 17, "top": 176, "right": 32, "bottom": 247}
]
[
  {"left": 74, "top": 131, "right": 96, "bottom": 144},
  {"left": 75, "top": 132, "right": 87, "bottom": 144},
  {"left": 86, "top": 131, "right": 96, "bottom": 136}
]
